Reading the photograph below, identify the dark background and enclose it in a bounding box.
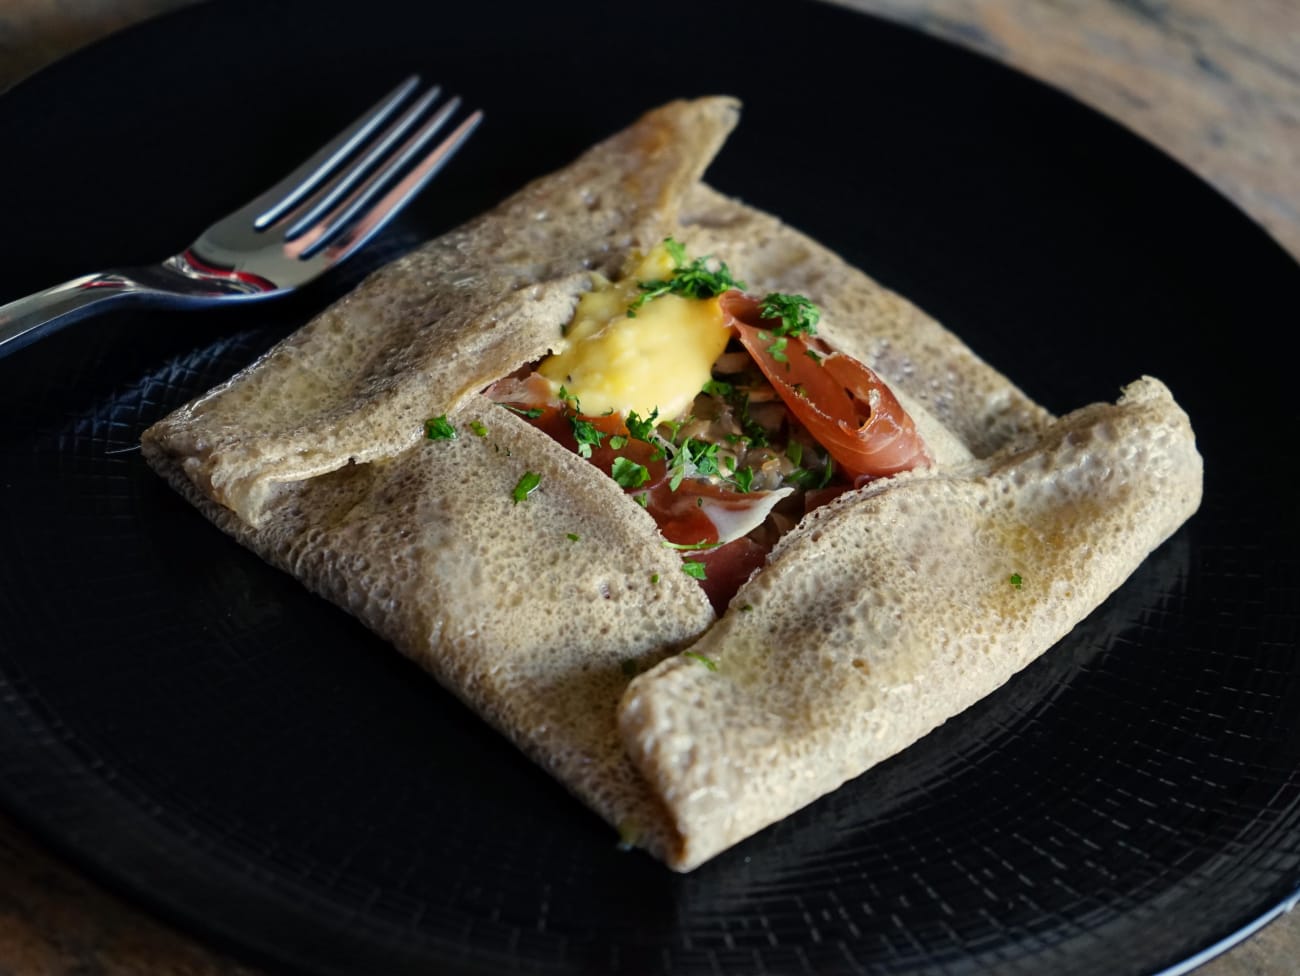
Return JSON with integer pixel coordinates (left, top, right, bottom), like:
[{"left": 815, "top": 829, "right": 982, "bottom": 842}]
[{"left": 1, "top": 1, "right": 1298, "bottom": 974}]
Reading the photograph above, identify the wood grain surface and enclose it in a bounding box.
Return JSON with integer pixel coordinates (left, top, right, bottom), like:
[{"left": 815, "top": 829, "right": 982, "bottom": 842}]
[{"left": 1, "top": 2, "right": 1297, "bottom": 975}]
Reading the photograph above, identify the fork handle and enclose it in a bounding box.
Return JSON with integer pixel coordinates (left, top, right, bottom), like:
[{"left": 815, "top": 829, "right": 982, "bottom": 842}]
[{"left": 0, "top": 272, "right": 152, "bottom": 356}]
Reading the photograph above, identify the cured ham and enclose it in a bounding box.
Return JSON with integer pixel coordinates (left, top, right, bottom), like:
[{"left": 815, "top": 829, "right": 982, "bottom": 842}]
[
  {"left": 486, "top": 259, "right": 939, "bottom": 611},
  {"left": 721, "top": 292, "right": 932, "bottom": 481}
]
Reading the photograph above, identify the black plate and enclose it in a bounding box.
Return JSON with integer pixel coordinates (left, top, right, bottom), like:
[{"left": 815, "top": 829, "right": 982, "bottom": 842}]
[{"left": 2, "top": 2, "right": 1298, "bottom": 974}]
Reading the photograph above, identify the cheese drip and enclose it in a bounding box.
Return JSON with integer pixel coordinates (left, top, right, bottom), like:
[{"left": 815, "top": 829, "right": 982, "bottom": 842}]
[{"left": 538, "top": 246, "right": 731, "bottom": 419}]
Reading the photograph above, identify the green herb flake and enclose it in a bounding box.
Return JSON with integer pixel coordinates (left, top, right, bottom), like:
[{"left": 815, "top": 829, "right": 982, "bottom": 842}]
[
  {"left": 1009, "top": 573, "right": 1024, "bottom": 589},
  {"left": 566, "top": 532, "right": 580, "bottom": 542},
  {"left": 786, "top": 467, "right": 815, "bottom": 489},
  {"left": 663, "top": 236, "right": 688, "bottom": 266},
  {"left": 702, "top": 378, "right": 734, "bottom": 398},
  {"left": 735, "top": 393, "right": 770, "bottom": 448},
  {"left": 682, "top": 560, "right": 708, "bottom": 580},
  {"left": 626, "top": 280, "right": 673, "bottom": 317},
  {"left": 469, "top": 420, "right": 489, "bottom": 437},
  {"left": 502, "top": 404, "right": 544, "bottom": 419},
  {"left": 805, "top": 347, "right": 824, "bottom": 364},
  {"left": 663, "top": 539, "right": 720, "bottom": 551},
  {"left": 819, "top": 455, "right": 836, "bottom": 489},
  {"left": 650, "top": 572, "right": 660, "bottom": 583},
  {"left": 683, "top": 650, "right": 718, "bottom": 671},
  {"left": 661, "top": 416, "right": 686, "bottom": 443},
  {"left": 758, "top": 292, "right": 821, "bottom": 337},
  {"left": 668, "top": 455, "right": 687, "bottom": 491},
  {"left": 624, "top": 408, "right": 660, "bottom": 443},
  {"left": 767, "top": 335, "right": 789, "bottom": 363},
  {"left": 670, "top": 438, "right": 720, "bottom": 485},
  {"left": 608, "top": 434, "right": 629, "bottom": 450},
  {"left": 569, "top": 416, "right": 606, "bottom": 458},
  {"left": 511, "top": 471, "right": 542, "bottom": 504},
  {"left": 557, "top": 385, "right": 583, "bottom": 415},
  {"left": 611, "top": 457, "right": 651, "bottom": 489},
  {"left": 423, "top": 415, "right": 457, "bottom": 441},
  {"left": 671, "top": 259, "right": 746, "bottom": 301},
  {"left": 626, "top": 239, "right": 747, "bottom": 316},
  {"left": 732, "top": 466, "right": 755, "bottom": 493},
  {"left": 633, "top": 493, "right": 649, "bottom": 508}
]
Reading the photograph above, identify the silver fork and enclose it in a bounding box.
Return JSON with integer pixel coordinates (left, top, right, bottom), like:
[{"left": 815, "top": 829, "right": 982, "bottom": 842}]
[{"left": 0, "top": 76, "right": 481, "bottom": 356}]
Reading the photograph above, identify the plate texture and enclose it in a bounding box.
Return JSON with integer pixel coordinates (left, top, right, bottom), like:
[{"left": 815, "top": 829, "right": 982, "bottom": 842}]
[{"left": 1, "top": 1, "right": 1298, "bottom": 974}]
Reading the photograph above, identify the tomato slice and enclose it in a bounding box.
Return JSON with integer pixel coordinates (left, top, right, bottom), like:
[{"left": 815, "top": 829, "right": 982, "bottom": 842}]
[{"left": 720, "top": 292, "right": 931, "bottom": 482}]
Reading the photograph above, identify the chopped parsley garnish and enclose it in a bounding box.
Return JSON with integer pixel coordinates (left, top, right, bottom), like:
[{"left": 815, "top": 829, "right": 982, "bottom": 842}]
[
  {"left": 734, "top": 393, "right": 770, "bottom": 448},
  {"left": 624, "top": 408, "right": 659, "bottom": 443},
  {"left": 608, "top": 434, "right": 629, "bottom": 450},
  {"left": 566, "top": 532, "right": 580, "bottom": 542},
  {"left": 627, "top": 237, "right": 747, "bottom": 317},
  {"left": 767, "top": 335, "right": 789, "bottom": 363},
  {"left": 650, "top": 572, "right": 660, "bottom": 583},
  {"left": 424, "top": 415, "right": 456, "bottom": 440},
  {"left": 667, "top": 437, "right": 721, "bottom": 490},
  {"left": 611, "top": 456, "right": 651, "bottom": 489},
  {"left": 512, "top": 471, "right": 542, "bottom": 503},
  {"left": 805, "top": 347, "right": 823, "bottom": 364},
  {"left": 626, "top": 281, "right": 673, "bottom": 316},
  {"left": 1010, "top": 573, "right": 1024, "bottom": 589},
  {"left": 785, "top": 441, "right": 835, "bottom": 489},
  {"left": 759, "top": 292, "right": 821, "bottom": 337},
  {"left": 658, "top": 416, "right": 686, "bottom": 444},
  {"left": 682, "top": 438, "right": 720, "bottom": 476},
  {"left": 556, "top": 385, "right": 584, "bottom": 415},
  {"left": 502, "top": 404, "right": 544, "bottom": 419},
  {"left": 668, "top": 256, "right": 746, "bottom": 300},
  {"left": 469, "top": 420, "right": 488, "bottom": 437},
  {"left": 702, "top": 378, "right": 734, "bottom": 398},
  {"left": 681, "top": 560, "right": 708, "bottom": 580},
  {"left": 732, "top": 466, "right": 755, "bottom": 492},
  {"left": 683, "top": 650, "right": 718, "bottom": 670},
  {"left": 568, "top": 415, "right": 606, "bottom": 458}
]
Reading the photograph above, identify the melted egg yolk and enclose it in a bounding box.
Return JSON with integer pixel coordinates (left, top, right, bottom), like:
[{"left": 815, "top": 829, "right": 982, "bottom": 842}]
[{"left": 537, "top": 246, "right": 731, "bottom": 419}]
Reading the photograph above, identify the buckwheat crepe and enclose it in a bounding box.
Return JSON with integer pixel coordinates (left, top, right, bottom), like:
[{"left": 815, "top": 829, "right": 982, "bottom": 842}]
[{"left": 142, "top": 97, "right": 1202, "bottom": 871}]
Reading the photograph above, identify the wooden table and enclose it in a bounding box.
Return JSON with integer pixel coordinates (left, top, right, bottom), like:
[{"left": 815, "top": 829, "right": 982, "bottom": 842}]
[{"left": 2, "top": 2, "right": 1297, "bottom": 974}]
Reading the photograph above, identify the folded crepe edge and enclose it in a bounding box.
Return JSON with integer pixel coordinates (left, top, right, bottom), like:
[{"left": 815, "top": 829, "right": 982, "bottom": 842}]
[
  {"left": 141, "top": 96, "right": 744, "bottom": 529},
  {"left": 619, "top": 375, "right": 1203, "bottom": 871}
]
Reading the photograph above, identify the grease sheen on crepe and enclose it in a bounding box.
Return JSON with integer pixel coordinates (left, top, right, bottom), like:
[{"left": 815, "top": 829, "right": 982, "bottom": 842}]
[{"left": 142, "top": 98, "right": 1202, "bottom": 871}]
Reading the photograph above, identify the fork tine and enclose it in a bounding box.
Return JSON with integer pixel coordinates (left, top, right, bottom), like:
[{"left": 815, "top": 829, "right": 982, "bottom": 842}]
[
  {"left": 295, "top": 103, "right": 483, "bottom": 261},
  {"left": 250, "top": 74, "right": 422, "bottom": 230},
  {"left": 282, "top": 84, "right": 446, "bottom": 240}
]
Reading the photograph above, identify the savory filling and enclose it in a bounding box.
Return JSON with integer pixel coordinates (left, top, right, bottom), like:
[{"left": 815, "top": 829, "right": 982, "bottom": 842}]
[{"left": 465, "top": 240, "right": 931, "bottom": 610}]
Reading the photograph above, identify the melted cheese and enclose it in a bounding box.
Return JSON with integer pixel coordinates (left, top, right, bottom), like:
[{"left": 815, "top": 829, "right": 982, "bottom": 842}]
[{"left": 538, "top": 247, "right": 731, "bottom": 419}]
